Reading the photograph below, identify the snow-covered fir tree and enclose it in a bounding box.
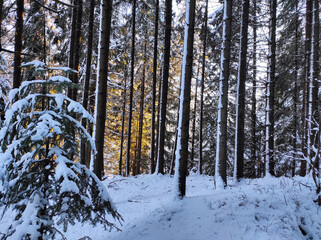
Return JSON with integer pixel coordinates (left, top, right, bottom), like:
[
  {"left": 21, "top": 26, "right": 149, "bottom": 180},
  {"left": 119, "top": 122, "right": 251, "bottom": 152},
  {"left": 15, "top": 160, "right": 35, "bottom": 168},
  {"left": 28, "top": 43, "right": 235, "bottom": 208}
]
[{"left": 0, "top": 62, "right": 121, "bottom": 239}]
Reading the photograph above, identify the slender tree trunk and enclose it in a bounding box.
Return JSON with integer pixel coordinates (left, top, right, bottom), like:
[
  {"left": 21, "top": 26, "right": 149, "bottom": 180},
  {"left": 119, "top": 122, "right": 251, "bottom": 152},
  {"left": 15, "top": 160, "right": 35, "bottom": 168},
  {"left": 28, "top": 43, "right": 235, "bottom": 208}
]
[
  {"left": 72, "top": 0, "right": 83, "bottom": 101},
  {"left": 155, "top": 0, "right": 172, "bottom": 175},
  {"left": 137, "top": 34, "right": 147, "bottom": 175},
  {"left": 13, "top": 0, "right": 24, "bottom": 89},
  {"left": 215, "top": 0, "right": 232, "bottom": 188},
  {"left": 190, "top": 64, "right": 199, "bottom": 169},
  {"left": 126, "top": 0, "right": 136, "bottom": 177},
  {"left": 170, "top": 111, "right": 179, "bottom": 175},
  {"left": 311, "top": 0, "right": 319, "bottom": 176},
  {"left": 251, "top": 0, "right": 257, "bottom": 178},
  {"left": 292, "top": 0, "right": 299, "bottom": 177},
  {"left": 150, "top": 0, "right": 159, "bottom": 174},
  {"left": 234, "top": 0, "right": 249, "bottom": 181},
  {"left": 93, "top": 0, "right": 113, "bottom": 180},
  {"left": 155, "top": 67, "right": 162, "bottom": 168},
  {"left": 81, "top": 0, "right": 95, "bottom": 168},
  {"left": 301, "top": 0, "right": 313, "bottom": 176},
  {"left": 198, "top": 0, "right": 208, "bottom": 175},
  {"left": 265, "top": 0, "right": 277, "bottom": 177},
  {"left": 174, "top": 0, "right": 196, "bottom": 199},
  {"left": 119, "top": 59, "right": 128, "bottom": 175},
  {"left": 68, "top": 0, "right": 77, "bottom": 98}
]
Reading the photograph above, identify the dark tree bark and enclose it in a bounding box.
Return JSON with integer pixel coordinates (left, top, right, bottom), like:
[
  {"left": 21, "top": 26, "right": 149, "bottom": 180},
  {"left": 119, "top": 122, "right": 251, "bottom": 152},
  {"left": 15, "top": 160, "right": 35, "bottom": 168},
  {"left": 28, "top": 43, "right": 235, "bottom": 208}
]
[
  {"left": 251, "top": 0, "right": 257, "bottom": 178},
  {"left": 265, "top": 0, "right": 277, "bottom": 176},
  {"left": 72, "top": 0, "right": 83, "bottom": 101},
  {"left": 13, "top": 0, "right": 24, "bottom": 89},
  {"left": 215, "top": 0, "right": 232, "bottom": 187},
  {"left": 292, "top": 0, "right": 299, "bottom": 177},
  {"left": 93, "top": 0, "right": 113, "bottom": 180},
  {"left": 81, "top": 0, "right": 95, "bottom": 168},
  {"left": 234, "top": 0, "right": 249, "bottom": 181},
  {"left": 198, "top": 0, "right": 208, "bottom": 175},
  {"left": 150, "top": 0, "right": 159, "bottom": 174},
  {"left": 126, "top": 0, "right": 136, "bottom": 177},
  {"left": 300, "top": 0, "right": 312, "bottom": 177},
  {"left": 136, "top": 33, "right": 147, "bottom": 175},
  {"left": 0, "top": 0, "right": 3, "bottom": 50},
  {"left": 175, "top": 0, "right": 196, "bottom": 199},
  {"left": 67, "top": 0, "right": 77, "bottom": 98},
  {"left": 155, "top": 0, "right": 172, "bottom": 174}
]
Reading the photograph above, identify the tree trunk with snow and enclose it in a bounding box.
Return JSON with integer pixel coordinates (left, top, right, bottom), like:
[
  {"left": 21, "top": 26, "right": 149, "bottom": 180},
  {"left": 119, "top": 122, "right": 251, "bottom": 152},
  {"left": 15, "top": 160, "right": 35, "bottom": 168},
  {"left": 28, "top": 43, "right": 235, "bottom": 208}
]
[
  {"left": 126, "top": 0, "right": 136, "bottom": 177},
  {"left": 198, "top": 0, "right": 208, "bottom": 175},
  {"left": 13, "top": 0, "right": 24, "bottom": 89},
  {"left": 150, "top": 0, "right": 159, "bottom": 174},
  {"left": 234, "top": 0, "right": 249, "bottom": 181},
  {"left": 215, "top": 0, "right": 232, "bottom": 188},
  {"left": 250, "top": 0, "right": 257, "bottom": 178},
  {"left": 156, "top": 0, "right": 172, "bottom": 175},
  {"left": 301, "top": 0, "right": 313, "bottom": 177},
  {"left": 265, "top": 0, "right": 277, "bottom": 177},
  {"left": 137, "top": 32, "right": 147, "bottom": 175},
  {"left": 93, "top": 0, "right": 113, "bottom": 180},
  {"left": 174, "top": 0, "right": 196, "bottom": 199},
  {"left": 81, "top": 0, "right": 95, "bottom": 168}
]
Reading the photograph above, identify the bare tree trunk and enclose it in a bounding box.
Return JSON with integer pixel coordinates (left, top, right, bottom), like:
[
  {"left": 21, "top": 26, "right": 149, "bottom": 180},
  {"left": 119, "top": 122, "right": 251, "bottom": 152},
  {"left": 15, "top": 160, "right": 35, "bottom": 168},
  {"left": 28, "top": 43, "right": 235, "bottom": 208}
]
[
  {"left": 119, "top": 58, "right": 128, "bottom": 175},
  {"left": 0, "top": 0, "right": 3, "bottom": 50},
  {"left": 190, "top": 64, "right": 199, "bottom": 169},
  {"left": 215, "top": 0, "right": 232, "bottom": 188},
  {"left": 198, "top": 0, "right": 208, "bottom": 175},
  {"left": 126, "top": 0, "right": 136, "bottom": 177},
  {"left": 81, "top": 0, "right": 95, "bottom": 168},
  {"left": 67, "top": 0, "right": 77, "bottom": 98},
  {"left": 93, "top": 0, "right": 113, "bottom": 180},
  {"left": 155, "top": 0, "right": 172, "bottom": 175},
  {"left": 175, "top": 0, "right": 196, "bottom": 199},
  {"left": 150, "top": 0, "right": 159, "bottom": 174},
  {"left": 13, "top": 0, "right": 24, "bottom": 89},
  {"left": 301, "top": 0, "right": 313, "bottom": 177},
  {"left": 234, "top": 0, "right": 249, "bottom": 181},
  {"left": 265, "top": 0, "right": 277, "bottom": 177},
  {"left": 72, "top": 0, "right": 83, "bottom": 101},
  {"left": 137, "top": 33, "right": 147, "bottom": 175},
  {"left": 251, "top": 0, "right": 257, "bottom": 178}
]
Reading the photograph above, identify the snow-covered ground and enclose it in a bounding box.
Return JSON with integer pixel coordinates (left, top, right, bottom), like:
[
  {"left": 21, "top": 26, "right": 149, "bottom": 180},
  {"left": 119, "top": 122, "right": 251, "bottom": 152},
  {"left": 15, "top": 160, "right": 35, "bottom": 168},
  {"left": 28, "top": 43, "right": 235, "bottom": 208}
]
[{"left": 1, "top": 174, "right": 321, "bottom": 239}]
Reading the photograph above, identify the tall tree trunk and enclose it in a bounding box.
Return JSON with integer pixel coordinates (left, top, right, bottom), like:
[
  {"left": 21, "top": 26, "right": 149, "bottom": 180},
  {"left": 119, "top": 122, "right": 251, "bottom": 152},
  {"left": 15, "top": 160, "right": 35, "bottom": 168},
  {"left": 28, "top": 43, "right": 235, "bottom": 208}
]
[
  {"left": 137, "top": 33, "right": 147, "bottom": 175},
  {"left": 198, "top": 0, "right": 208, "bottom": 175},
  {"left": 251, "top": 0, "right": 257, "bottom": 178},
  {"left": 155, "top": 67, "right": 162, "bottom": 168},
  {"left": 215, "top": 0, "right": 232, "bottom": 188},
  {"left": 126, "top": 0, "right": 136, "bottom": 177},
  {"left": 301, "top": 0, "right": 313, "bottom": 176},
  {"left": 81, "top": 0, "right": 95, "bottom": 168},
  {"left": 155, "top": 0, "right": 172, "bottom": 174},
  {"left": 150, "top": 0, "right": 159, "bottom": 174},
  {"left": 190, "top": 64, "right": 199, "bottom": 169},
  {"left": 67, "top": 0, "right": 77, "bottom": 98},
  {"left": 13, "top": 0, "right": 24, "bottom": 89},
  {"left": 72, "top": 0, "right": 83, "bottom": 101},
  {"left": 292, "top": 0, "right": 299, "bottom": 177},
  {"left": 234, "top": 0, "right": 249, "bottom": 181},
  {"left": 93, "top": 0, "right": 113, "bottom": 180},
  {"left": 311, "top": 0, "right": 320, "bottom": 180},
  {"left": 265, "top": 0, "right": 277, "bottom": 177},
  {"left": 119, "top": 56, "right": 128, "bottom": 175},
  {"left": 174, "top": 0, "right": 196, "bottom": 199}
]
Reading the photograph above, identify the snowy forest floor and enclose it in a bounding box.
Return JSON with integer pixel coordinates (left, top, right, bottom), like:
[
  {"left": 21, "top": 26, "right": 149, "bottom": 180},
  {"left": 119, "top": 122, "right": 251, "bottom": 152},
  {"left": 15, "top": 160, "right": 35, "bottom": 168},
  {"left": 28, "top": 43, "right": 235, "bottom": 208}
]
[{"left": 2, "top": 174, "right": 321, "bottom": 239}]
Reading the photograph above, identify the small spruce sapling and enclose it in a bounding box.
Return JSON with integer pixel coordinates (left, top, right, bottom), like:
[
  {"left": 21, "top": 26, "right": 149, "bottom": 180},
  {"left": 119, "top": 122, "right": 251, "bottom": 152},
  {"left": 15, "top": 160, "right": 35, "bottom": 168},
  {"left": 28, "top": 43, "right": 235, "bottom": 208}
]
[{"left": 0, "top": 62, "right": 122, "bottom": 239}]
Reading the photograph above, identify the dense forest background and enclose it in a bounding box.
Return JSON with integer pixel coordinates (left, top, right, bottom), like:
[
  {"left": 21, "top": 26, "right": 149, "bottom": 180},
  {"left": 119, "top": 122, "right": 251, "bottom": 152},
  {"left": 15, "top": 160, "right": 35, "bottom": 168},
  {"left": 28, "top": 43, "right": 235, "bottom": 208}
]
[{"left": 0, "top": 0, "right": 320, "bottom": 190}]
